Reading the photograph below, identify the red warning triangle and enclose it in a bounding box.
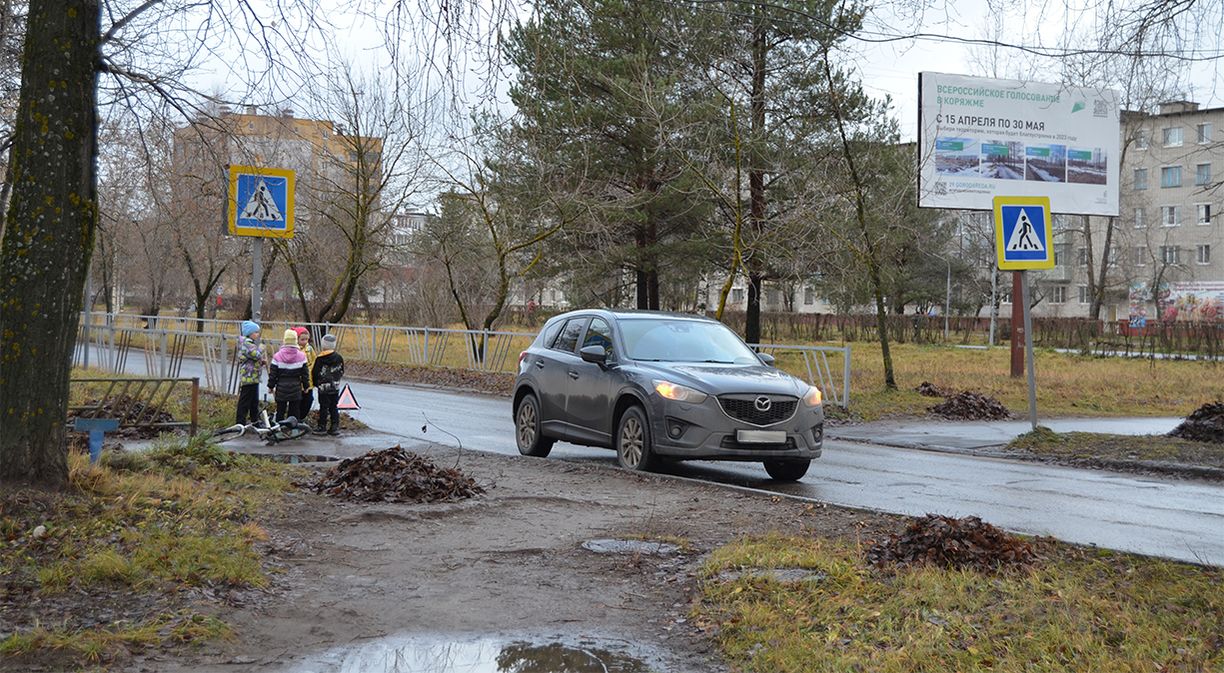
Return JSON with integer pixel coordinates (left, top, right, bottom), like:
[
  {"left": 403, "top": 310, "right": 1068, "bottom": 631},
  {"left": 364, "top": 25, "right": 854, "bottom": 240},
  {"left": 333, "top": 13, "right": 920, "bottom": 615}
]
[{"left": 336, "top": 384, "right": 361, "bottom": 410}]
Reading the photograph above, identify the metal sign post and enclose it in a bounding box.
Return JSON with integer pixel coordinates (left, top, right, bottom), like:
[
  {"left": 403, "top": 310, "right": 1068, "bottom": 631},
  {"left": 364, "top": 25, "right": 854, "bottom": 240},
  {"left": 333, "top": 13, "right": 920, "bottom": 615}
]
[
  {"left": 226, "top": 164, "right": 295, "bottom": 324},
  {"left": 994, "top": 196, "right": 1053, "bottom": 431}
]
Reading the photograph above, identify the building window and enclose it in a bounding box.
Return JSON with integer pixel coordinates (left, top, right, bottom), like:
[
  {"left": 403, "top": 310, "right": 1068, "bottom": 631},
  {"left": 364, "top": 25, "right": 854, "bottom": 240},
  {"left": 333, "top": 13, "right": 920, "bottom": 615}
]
[
  {"left": 1163, "top": 126, "right": 1184, "bottom": 147},
  {"left": 731, "top": 288, "right": 745, "bottom": 304},
  {"left": 1134, "top": 208, "right": 1145, "bottom": 228},
  {"left": 1077, "top": 285, "right": 1090, "bottom": 304},
  {"left": 1000, "top": 290, "right": 1012, "bottom": 305},
  {"left": 1197, "top": 163, "right": 1212, "bottom": 186},
  {"left": 1133, "top": 246, "right": 1148, "bottom": 266},
  {"left": 767, "top": 289, "right": 780, "bottom": 305},
  {"left": 1198, "top": 244, "right": 1212, "bottom": 265},
  {"left": 1077, "top": 247, "right": 1089, "bottom": 266},
  {"left": 1050, "top": 286, "right": 1067, "bottom": 304},
  {"left": 1134, "top": 168, "right": 1148, "bottom": 190},
  {"left": 803, "top": 287, "right": 815, "bottom": 305},
  {"left": 1162, "top": 205, "right": 1181, "bottom": 226},
  {"left": 1054, "top": 242, "right": 1071, "bottom": 266},
  {"left": 1136, "top": 129, "right": 1150, "bottom": 150},
  {"left": 1197, "top": 203, "right": 1212, "bottom": 225},
  {"left": 1161, "top": 245, "right": 1181, "bottom": 265},
  {"left": 1161, "top": 165, "right": 1182, "bottom": 188},
  {"left": 1108, "top": 247, "right": 1119, "bottom": 265},
  {"left": 1198, "top": 123, "right": 1213, "bottom": 144}
]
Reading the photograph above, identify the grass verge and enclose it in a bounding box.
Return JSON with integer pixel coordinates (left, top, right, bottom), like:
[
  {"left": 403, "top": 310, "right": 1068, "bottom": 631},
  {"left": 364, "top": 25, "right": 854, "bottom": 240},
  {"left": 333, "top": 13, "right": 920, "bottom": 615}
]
[
  {"left": 0, "top": 435, "right": 299, "bottom": 666},
  {"left": 1007, "top": 427, "right": 1224, "bottom": 472},
  {"left": 695, "top": 533, "right": 1224, "bottom": 672}
]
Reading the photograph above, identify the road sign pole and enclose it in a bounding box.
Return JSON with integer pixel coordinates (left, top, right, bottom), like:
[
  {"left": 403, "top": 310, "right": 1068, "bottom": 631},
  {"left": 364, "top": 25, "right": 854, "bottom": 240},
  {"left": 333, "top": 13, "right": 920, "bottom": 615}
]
[
  {"left": 251, "top": 237, "right": 263, "bottom": 323},
  {"left": 1010, "top": 270, "right": 1024, "bottom": 377},
  {"left": 1021, "top": 271, "right": 1039, "bottom": 430}
]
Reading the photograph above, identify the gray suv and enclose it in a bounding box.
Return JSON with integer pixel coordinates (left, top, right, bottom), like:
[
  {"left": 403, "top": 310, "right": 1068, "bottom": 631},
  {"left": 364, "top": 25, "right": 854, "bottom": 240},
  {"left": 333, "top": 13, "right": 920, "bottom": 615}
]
[{"left": 511, "top": 310, "right": 824, "bottom": 481}]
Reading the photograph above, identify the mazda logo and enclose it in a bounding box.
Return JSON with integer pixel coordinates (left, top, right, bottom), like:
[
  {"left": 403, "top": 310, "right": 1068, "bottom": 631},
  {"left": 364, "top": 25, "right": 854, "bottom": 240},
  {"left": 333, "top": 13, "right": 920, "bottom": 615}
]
[{"left": 754, "top": 396, "right": 772, "bottom": 412}]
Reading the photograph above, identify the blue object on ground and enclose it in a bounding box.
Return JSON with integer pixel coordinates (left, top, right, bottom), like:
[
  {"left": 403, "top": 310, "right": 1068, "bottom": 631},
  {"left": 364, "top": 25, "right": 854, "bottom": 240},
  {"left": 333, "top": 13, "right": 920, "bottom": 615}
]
[{"left": 73, "top": 418, "right": 120, "bottom": 464}]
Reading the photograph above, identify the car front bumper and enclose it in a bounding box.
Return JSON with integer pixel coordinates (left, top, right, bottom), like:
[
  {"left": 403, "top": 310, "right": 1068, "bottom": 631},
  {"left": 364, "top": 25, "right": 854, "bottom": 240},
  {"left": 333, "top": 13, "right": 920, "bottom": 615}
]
[{"left": 647, "top": 395, "right": 824, "bottom": 461}]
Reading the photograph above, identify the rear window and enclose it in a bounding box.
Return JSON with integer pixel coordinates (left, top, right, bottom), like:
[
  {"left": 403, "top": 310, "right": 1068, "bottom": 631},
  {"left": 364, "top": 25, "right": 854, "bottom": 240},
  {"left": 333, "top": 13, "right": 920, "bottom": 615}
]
[
  {"left": 537, "top": 320, "right": 563, "bottom": 349},
  {"left": 551, "top": 318, "right": 587, "bottom": 353}
]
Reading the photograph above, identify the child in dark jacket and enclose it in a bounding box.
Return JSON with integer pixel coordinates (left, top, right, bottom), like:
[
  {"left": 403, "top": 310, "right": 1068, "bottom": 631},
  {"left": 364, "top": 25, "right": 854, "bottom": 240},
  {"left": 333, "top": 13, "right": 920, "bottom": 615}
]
[
  {"left": 268, "top": 329, "right": 309, "bottom": 423},
  {"left": 311, "top": 334, "right": 346, "bottom": 435}
]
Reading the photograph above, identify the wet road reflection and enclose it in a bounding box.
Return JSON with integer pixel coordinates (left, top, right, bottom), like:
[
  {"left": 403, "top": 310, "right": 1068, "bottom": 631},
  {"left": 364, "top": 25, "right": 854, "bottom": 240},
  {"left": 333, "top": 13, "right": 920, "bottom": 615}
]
[{"left": 280, "top": 635, "right": 660, "bottom": 673}]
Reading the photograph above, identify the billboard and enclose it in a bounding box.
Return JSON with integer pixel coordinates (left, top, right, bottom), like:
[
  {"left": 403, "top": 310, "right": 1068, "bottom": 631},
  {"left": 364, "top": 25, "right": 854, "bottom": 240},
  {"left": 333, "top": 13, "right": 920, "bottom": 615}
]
[{"left": 918, "top": 72, "right": 1120, "bottom": 216}]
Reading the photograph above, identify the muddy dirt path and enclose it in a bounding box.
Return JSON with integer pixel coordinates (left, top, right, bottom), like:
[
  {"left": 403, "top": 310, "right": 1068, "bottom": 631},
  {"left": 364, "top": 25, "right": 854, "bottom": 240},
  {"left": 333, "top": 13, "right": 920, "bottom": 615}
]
[{"left": 139, "top": 441, "right": 904, "bottom": 673}]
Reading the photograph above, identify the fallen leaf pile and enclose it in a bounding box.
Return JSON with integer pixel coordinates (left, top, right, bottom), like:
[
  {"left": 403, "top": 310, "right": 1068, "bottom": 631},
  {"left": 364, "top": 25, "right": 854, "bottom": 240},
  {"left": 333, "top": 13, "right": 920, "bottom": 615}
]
[
  {"left": 345, "top": 361, "right": 514, "bottom": 397},
  {"left": 68, "top": 396, "right": 179, "bottom": 439},
  {"left": 312, "top": 446, "right": 485, "bottom": 503},
  {"left": 1168, "top": 401, "right": 1224, "bottom": 444},
  {"left": 867, "top": 514, "right": 1037, "bottom": 571},
  {"left": 928, "top": 390, "right": 1012, "bottom": 420},
  {"left": 915, "top": 381, "right": 949, "bottom": 398}
]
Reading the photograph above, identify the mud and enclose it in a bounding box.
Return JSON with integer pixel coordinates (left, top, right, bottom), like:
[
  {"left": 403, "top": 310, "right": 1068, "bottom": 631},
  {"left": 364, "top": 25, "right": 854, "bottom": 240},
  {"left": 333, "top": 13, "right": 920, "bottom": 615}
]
[{"left": 133, "top": 440, "right": 904, "bottom": 673}]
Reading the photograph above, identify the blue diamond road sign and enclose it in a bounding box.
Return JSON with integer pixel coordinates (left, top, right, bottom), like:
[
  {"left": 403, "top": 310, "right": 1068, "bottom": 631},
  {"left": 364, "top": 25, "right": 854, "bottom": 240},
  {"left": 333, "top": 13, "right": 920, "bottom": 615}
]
[{"left": 993, "top": 196, "right": 1054, "bottom": 270}]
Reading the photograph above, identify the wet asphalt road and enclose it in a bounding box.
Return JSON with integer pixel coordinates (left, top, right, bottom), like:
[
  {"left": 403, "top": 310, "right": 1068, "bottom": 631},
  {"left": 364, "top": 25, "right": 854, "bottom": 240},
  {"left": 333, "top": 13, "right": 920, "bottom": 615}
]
[{"left": 91, "top": 348, "right": 1224, "bottom": 566}]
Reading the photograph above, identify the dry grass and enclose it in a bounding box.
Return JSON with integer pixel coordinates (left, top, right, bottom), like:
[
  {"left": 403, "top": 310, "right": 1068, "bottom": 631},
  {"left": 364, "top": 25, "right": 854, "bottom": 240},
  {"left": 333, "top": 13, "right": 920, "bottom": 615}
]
[
  {"left": 787, "top": 343, "right": 1219, "bottom": 420},
  {"left": 696, "top": 533, "right": 1224, "bottom": 673}
]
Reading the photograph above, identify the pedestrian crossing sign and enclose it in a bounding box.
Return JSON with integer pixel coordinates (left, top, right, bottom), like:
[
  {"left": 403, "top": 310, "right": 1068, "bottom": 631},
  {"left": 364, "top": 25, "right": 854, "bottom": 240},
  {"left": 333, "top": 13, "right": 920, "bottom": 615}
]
[
  {"left": 227, "top": 165, "right": 295, "bottom": 238},
  {"left": 993, "top": 196, "right": 1054, "bottom": 270}
]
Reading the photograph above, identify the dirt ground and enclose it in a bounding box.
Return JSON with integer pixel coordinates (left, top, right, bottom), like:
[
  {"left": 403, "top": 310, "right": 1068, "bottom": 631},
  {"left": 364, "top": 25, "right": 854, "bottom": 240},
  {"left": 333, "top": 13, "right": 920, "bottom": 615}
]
[{"left": 124, "top": 441, "right": 905, "bottom": 673}]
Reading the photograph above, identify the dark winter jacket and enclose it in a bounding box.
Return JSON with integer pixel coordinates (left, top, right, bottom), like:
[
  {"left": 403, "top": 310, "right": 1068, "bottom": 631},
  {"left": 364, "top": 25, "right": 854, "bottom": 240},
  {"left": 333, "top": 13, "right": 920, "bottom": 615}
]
[
  {"left": 268, "top": 345, "right": 308, "bottom": 402},
  {"left": 311, "top": 350, "right": 345, "bottom": 393}
]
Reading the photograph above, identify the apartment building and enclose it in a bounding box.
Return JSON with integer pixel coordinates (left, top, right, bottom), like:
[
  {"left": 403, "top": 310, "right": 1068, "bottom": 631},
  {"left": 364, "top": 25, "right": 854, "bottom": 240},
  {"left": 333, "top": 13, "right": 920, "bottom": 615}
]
[{"left": 1028, "top": 100, "right": 1224, "bottom": 321}]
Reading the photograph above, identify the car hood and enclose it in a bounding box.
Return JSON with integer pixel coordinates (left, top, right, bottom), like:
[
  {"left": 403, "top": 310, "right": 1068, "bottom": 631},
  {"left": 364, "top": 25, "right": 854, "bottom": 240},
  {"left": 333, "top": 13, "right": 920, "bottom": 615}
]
[{"left": 636, "top": 362, "right": 807, "bottom": 397}]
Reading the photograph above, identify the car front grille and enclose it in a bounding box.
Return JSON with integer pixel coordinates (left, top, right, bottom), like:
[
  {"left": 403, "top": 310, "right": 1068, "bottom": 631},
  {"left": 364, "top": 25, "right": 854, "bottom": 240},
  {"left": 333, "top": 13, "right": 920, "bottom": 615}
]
[
  {"left": 719, "top": 435, "right": 797, "bottom": 451},
  {"left": 717, "top": 395, "right": 798, "bottom": 426}
]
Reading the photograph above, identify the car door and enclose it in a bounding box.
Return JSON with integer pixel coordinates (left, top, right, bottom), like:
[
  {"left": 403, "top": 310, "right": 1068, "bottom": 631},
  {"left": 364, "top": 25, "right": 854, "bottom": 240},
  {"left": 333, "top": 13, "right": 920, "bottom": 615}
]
[
  {"left": 536, "top": 316, "right": 588, "bottom": 439},
  {"left": 564, "top": 317, "right": 622, "bottom": 446}
]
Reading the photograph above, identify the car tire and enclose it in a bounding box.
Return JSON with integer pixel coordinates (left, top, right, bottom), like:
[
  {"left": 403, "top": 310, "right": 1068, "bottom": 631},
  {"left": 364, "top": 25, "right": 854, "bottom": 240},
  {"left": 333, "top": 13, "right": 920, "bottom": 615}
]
[
  {"left": 515, "top": 393, "right": 554, "bottom": 457},
  {"left": 763, "top": 459, "right": 810, "bottom": 481},
  {"left": 616, "top": 405, "right": 657, "bottom": 472}
]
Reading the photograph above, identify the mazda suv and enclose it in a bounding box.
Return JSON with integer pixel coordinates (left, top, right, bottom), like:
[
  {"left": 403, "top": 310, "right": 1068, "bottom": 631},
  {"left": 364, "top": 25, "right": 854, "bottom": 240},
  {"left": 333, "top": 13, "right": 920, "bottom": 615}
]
[{"left": 511, "top": 310, "right": 823, "bottom": 481}]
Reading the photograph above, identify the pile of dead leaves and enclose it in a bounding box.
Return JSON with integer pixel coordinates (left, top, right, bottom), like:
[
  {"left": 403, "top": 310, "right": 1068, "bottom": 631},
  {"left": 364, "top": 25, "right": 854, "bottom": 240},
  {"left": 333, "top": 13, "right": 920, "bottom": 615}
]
[
  {"left": 1168, "top": 401, "right": 1224, "bottom": 443},
  {"left": 344, "top": 361, "right": 515, "bottom": 397},
  {"left": 915, "top": 381, "right": 950, "bottom": 398},
  {"left": 67, "top": 396, "right": 179, "bottom": 439},
  {"left": 928, "top": 390, "right": 1012, "bottom": 420},
  {"left": 866, "top": 514, "right": 1037, "bottom": 571},
  {"left": 311, "top": 446, "right": 485, "bottom": 503}
]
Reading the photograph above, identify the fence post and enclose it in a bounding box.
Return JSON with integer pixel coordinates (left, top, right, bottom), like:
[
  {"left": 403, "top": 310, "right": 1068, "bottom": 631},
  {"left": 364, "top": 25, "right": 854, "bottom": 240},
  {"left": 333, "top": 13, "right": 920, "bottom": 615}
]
[
  {"left": 190, "top": 377, "right": 199, "bottom": 435},
  {"left": 842, "top": 345, "right": 851, "bottom": 410},
  {"left": 424, "top": 329, "right": 430, "bottom": 365}
]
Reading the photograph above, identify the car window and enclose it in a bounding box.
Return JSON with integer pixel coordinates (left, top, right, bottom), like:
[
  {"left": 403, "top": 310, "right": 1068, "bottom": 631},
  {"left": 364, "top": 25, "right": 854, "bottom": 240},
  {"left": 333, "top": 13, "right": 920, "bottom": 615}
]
[
  {"left": 538, "top": 320, "right": 563, "bottom": 348},
  {"left": 551, "top": 318, "right": 587, "bottom": 354},
  {"left": 620, "top": 318, "right": 759, "bottom": 363},
  {"left": 582, "top": 318, "right": 614, "bottom": 358}
]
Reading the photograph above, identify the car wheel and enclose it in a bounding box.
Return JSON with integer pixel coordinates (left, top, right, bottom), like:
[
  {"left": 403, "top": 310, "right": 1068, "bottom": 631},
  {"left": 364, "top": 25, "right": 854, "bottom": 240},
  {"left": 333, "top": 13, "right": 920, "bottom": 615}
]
[
  {"left": 515, "top": 393, "right": 554, "bottom": 457},
  {"left": 616, "top": 405, "right": 657, "bottom": 472},
  {"left": 763, "top": 459, "right": 810, "bottom": 481}
]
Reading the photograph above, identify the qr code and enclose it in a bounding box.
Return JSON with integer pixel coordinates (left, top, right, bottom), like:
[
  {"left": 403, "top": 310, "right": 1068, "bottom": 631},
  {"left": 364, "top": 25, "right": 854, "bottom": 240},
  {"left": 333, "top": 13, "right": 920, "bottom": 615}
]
[
  {"left": 1094, "top": 99, "right": 1109, "bottom": 117},
  {"left": 933, "top": 182, "right": 948, "bottom": 195}
]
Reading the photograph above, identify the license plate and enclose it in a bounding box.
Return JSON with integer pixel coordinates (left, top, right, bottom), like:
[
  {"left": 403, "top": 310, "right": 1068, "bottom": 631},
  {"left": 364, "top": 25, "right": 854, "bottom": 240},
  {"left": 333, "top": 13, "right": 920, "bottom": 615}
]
[{"left": 736, "top": 430, "right": 786, "bottom": 443}]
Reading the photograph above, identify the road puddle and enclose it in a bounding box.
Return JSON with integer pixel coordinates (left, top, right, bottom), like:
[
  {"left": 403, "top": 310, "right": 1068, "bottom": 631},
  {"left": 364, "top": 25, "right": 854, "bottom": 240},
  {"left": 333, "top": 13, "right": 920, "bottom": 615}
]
[{"left": 283, "top": 634, "right": 661, "bottom": 672}]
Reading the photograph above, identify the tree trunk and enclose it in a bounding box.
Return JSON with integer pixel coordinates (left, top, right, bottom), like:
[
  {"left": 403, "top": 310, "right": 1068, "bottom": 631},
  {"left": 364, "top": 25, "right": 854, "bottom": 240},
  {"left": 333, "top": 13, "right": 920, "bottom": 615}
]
[
  {"left": 744, "top": 17, "right": 767, "bottom": 344},
  {"left": 0, "top": 0, "right": 100, "bottom": 487},
  {"left": 1091, "top": 216, "right": 1116, "bottom": 320}
]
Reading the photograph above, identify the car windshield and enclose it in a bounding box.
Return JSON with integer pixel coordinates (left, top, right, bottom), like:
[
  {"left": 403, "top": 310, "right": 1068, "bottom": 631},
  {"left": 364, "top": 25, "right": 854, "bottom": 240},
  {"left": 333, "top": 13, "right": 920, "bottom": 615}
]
[{"left": 619, "top": 318, "right": 760, "bottom": 364}]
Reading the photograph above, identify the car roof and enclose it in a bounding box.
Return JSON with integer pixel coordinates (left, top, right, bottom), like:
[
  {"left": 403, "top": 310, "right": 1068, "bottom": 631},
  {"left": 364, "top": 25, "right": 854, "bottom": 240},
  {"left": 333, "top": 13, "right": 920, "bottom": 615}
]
[{"left": 551, "top": 308, "right": 717, "bottom": 323}]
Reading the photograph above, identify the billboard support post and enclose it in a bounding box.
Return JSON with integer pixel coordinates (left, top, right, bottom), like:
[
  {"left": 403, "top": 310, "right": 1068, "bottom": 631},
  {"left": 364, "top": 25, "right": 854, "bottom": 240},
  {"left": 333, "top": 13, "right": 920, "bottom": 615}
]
[{"left": 1010, "top": 271, "right": 1024, "bottom": 377}]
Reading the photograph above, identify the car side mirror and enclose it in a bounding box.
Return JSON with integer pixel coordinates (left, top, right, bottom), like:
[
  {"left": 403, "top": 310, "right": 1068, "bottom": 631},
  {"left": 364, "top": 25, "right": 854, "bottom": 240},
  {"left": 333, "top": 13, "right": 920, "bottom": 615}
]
[
  {"left": 758, "top": 352, "right": 776, "bottom": 366},
  {"left": 579, "top": 345, "right": 608, "bottom": 366}
]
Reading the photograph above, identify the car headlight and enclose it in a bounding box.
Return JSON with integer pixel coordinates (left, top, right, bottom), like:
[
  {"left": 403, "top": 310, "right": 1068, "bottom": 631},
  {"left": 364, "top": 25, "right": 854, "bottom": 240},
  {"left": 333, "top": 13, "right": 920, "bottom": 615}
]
[
  {"left": 803, "top": 385, "right": 823, "bottom": 407},
  {"left": 653, "top": 380, "right": 708, "bottom": 404}
]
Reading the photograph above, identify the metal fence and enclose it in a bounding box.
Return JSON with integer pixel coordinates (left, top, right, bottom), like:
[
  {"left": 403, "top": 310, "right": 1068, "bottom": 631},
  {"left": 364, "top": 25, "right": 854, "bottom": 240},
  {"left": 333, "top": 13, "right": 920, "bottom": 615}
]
[{"left": 77, "top": 313, "right": 853, "bottom": 408}]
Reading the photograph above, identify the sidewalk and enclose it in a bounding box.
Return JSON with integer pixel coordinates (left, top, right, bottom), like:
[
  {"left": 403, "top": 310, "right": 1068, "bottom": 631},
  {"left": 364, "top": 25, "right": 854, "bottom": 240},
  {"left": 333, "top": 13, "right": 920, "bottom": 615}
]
[{"left": 827, "top": 417, "right": 1183, "bottom": 452}]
